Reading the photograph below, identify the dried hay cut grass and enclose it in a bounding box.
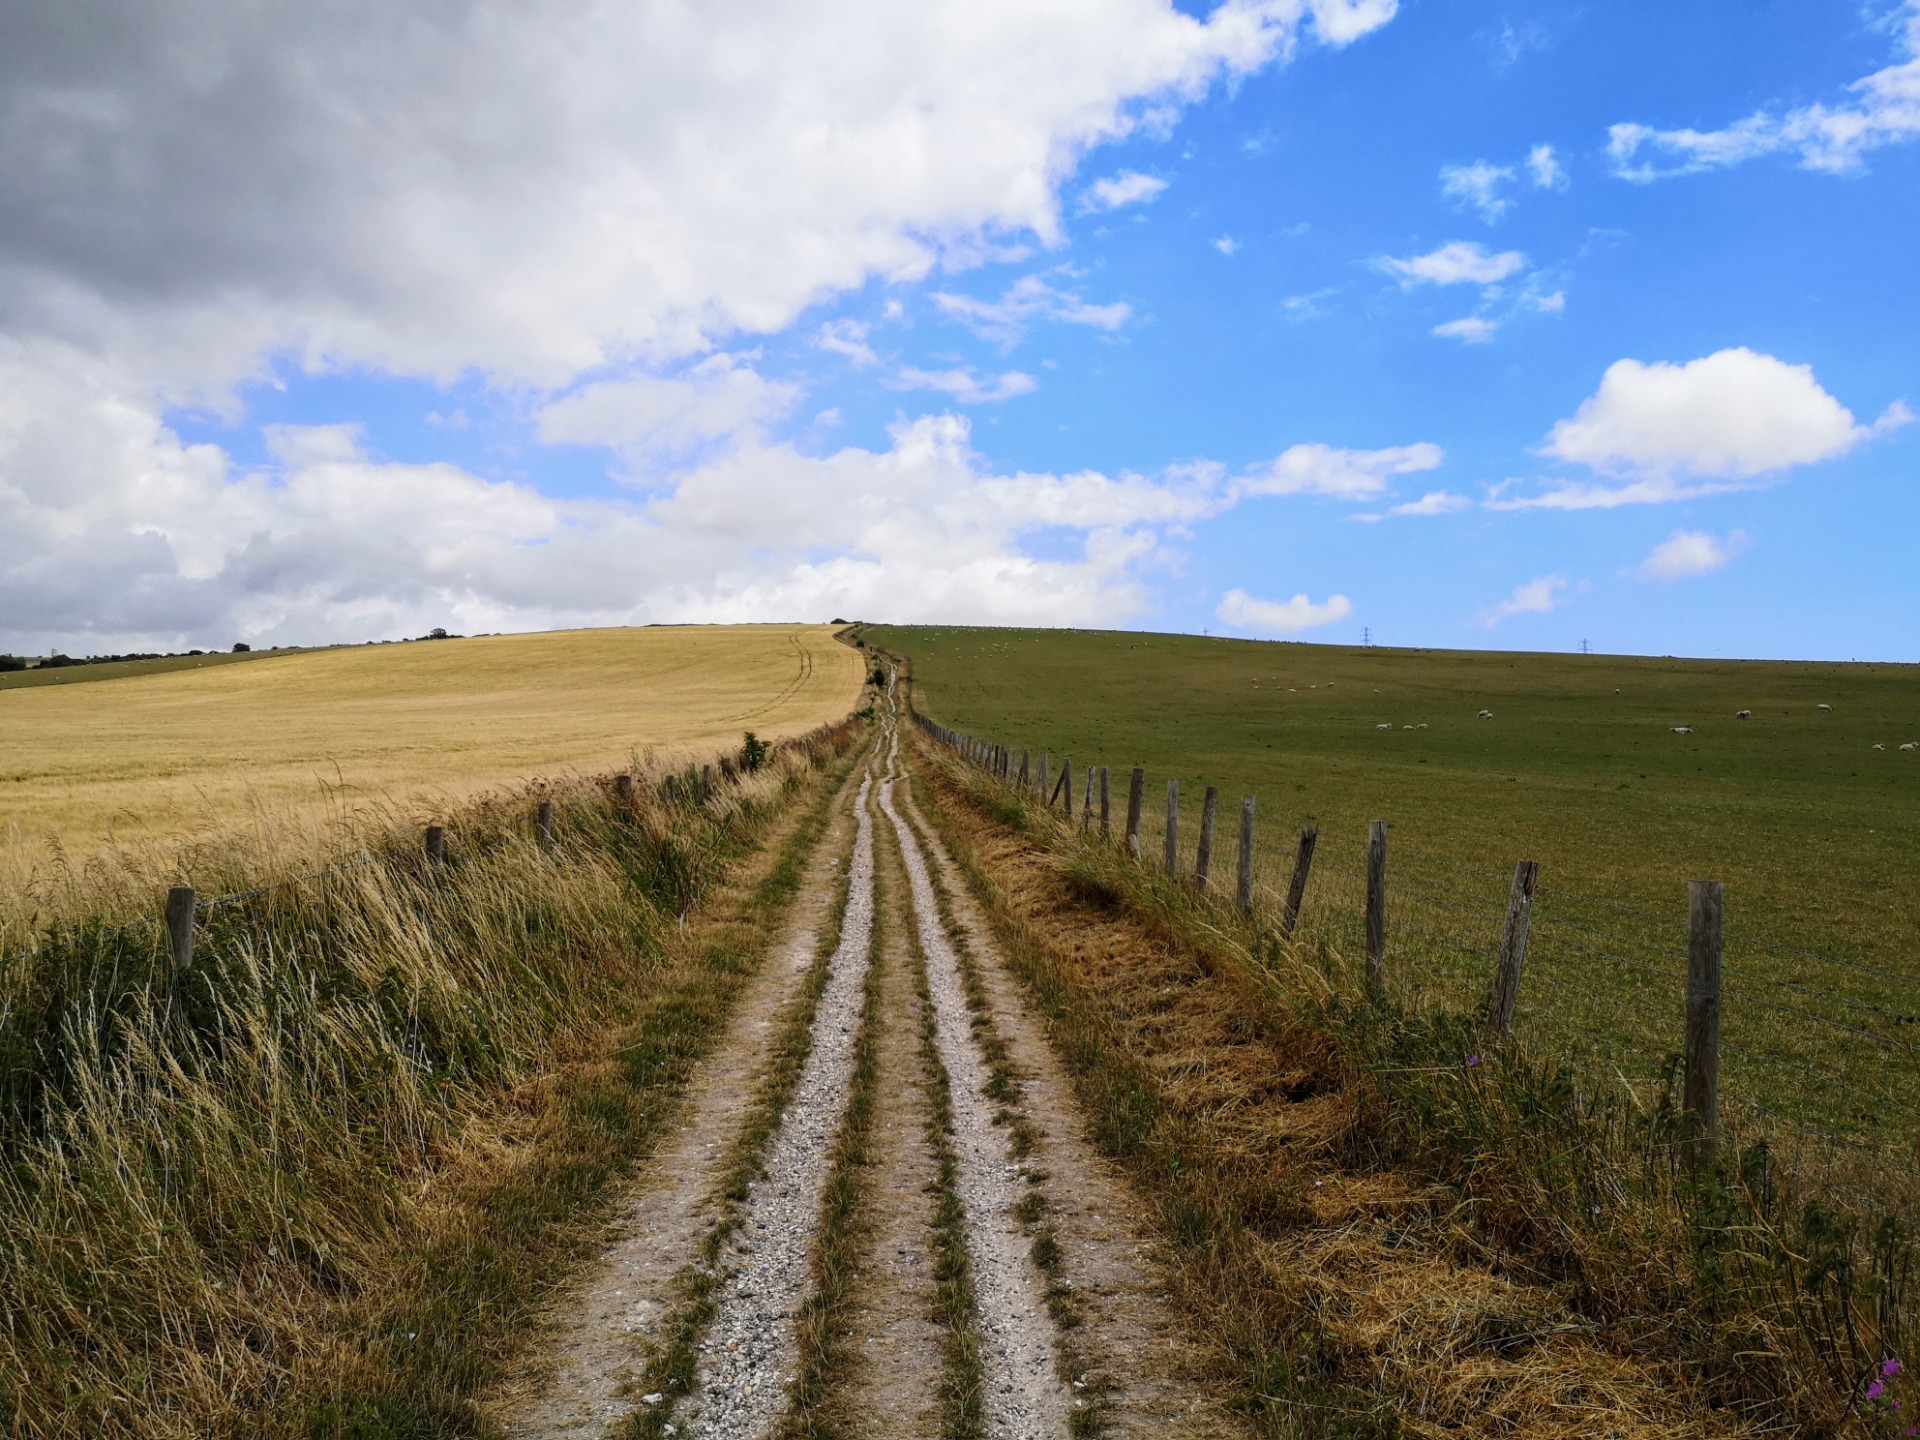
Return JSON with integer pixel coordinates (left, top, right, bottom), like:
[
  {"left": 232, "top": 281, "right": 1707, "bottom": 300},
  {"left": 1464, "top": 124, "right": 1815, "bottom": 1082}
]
[{"left": 918, "top": 745, "right": 1761, "bottom": 1440}]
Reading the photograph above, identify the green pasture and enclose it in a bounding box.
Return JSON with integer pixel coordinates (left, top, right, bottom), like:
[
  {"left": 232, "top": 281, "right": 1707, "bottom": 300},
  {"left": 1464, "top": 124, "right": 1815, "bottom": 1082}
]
[{"left": 873, "top": 624, "right": 1920, "bottom": 1153}]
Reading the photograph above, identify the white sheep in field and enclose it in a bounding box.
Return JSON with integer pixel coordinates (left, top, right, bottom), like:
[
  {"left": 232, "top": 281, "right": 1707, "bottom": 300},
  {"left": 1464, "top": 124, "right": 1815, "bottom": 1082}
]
[
  {"left": 1477, "top": 709, "right": 1493, "bottom": 719},
  {"left": 1736, "top": 709, "right": 1751, "bottom": 719},
  {"left": 1873, "top": 743, "right": 1887, "bottom": 751},
  {"left": 1818, "top": 703, "right": 1833, "bottom": 712},
  {"left": 1376, "top": 722, "right": 1392, "bottom": 730},
  {"left": 1902, "top": 742, "right": 1917, "bottom": 752},
  {"left": 1672, "top": 725, "right": 1693, "bottom": 734}
]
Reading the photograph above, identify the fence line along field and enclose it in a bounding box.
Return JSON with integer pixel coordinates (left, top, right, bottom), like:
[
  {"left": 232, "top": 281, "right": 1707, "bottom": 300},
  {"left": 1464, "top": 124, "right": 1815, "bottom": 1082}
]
[
  {"left": 0, "top": 624, "right": 864, "bottom": 876},
  {"left": 871, "top": 623, "right": 1920, "bottom": 1157}
]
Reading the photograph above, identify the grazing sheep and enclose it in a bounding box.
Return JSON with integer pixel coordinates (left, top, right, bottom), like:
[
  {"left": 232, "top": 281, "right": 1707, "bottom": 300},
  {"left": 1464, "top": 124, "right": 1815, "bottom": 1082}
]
[
  {"left": 1376, "top": 722, "right": 1392, "bottom": 730},
  {"left": 1417, "top": 723, "right": 1429, "bottom": 729},
  {"left": 1873, "top": 743, "right": 1887, "bottom": 751},
  {"left": 1736, "top": 710, "right": 1751, "bottom": 720},
  {"left": 1477, "top": 709, "right": 1493, "bottom": 719},
  {"left": 1672, "top": 725, "right": 1693, "bottom": 734},
  {"left": 1818, "top": 703, "right": 1833, "bottom": 712},
  {"left": 1902, "top": 742, "right": 1917, "bottom": 752}
]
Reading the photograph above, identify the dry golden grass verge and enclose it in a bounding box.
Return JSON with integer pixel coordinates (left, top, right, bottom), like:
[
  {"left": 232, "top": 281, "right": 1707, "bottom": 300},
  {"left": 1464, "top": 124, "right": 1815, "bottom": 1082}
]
[
  {"left": 904, "top": 723, "right": 1807, "bottom": 1440},
  {"left": 0, "top": 716, "right": 866, "bottom": 1439}
]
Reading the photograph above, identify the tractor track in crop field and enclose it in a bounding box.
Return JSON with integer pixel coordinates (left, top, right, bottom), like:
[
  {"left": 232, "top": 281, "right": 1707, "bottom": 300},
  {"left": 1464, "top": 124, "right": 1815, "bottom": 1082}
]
[{"left": 496, "top": 680, "right": 1233, "bottom": 1440}]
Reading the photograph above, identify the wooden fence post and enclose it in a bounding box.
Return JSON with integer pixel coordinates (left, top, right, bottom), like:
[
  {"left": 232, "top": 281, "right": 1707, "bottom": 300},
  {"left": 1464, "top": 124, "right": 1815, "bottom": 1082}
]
[
  {"left": 1164, "top": 779, "right": 1180, "bottom": 875},
  {"left": 1055, "top": 757, "right": 1072, "bottom": 816},
  {"left": 1195, "top": 786, "right": 1219, "bottom": 892},
  {"left": 1484, "top": 860, "right": 1540, "bottom": 1041},
  {"left": 1281, "top": 828, "right": 1317, "bottom": 939},
  {"left": 1018, "top": 750, "right": 1030, "bottom": 790},
  {"left": 165, "top": 885, "right": 196, "bottom": 972},
  {"left": 425, "top": 824, "right": 446, "bottom": 866},
  {"left": 1099, "top": 767, "right": 1111, "bottom": 836},
  {"left": 614, "top": 773, "right": 635, "bottom": 810},
  {"left": 1236, "top": 796, "right": 1255, "bottom": 913},
  {"left": 700, "top": 764, "right": 713, "bottom": 799},
  {"left": 1081, "top": 766, "right": 1095, "bottom": 830},
  {"left": 536, "top": 800, "right": 555, "bottom": 849},
  {"left": 1037, "top": 752, "right": 1049, "bottom": 800},
  {"left": 1126, "top": 767, "right": 1144, "bottom": 857},
  {"left": 1365, "top": 821, "right": 1388, "bottom": 1001},
  {"left": 1685, "top": 880, "right": 1724, "bottom": 1170}
]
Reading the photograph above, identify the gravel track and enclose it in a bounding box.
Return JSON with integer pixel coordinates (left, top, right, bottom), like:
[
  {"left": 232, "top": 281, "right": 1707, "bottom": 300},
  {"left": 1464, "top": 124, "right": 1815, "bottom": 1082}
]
[
  {"left": 878, "top": 734, "right": 1073, "bottom": 1440},
  {"left": 686, "top": 767, "right": 879, "bottom": 1438}
]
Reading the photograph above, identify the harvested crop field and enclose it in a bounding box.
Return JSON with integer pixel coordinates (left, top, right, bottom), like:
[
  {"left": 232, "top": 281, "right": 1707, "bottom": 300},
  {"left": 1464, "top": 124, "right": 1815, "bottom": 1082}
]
[{"left": 0, "top": 624, "right": 864, "bottom": 869}]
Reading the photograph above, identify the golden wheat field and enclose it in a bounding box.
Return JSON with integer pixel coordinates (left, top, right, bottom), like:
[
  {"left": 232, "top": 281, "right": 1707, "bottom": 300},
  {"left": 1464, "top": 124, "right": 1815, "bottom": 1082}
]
[{"left": 0, "top": 624, "right": 864, "bottom": 869}]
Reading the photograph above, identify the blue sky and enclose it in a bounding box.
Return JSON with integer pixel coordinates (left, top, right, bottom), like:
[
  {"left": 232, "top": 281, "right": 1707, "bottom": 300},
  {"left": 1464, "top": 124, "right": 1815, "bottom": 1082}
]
[{"left": 3, "top": 0, "right": 1915, "bottom": 658}]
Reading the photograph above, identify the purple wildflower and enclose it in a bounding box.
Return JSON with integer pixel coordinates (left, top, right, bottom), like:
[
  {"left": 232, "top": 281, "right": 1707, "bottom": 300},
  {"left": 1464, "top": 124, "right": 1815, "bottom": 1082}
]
[
  {"left": 1888, "top": 1359, "right": 1905, "bottom": 1377},
  {"left": 1869, "top": 1380, "right": 1886, "bottom": 1401},
  {"left": 1467, "top": 1054, "right": 1481, "bottom": 1067}
]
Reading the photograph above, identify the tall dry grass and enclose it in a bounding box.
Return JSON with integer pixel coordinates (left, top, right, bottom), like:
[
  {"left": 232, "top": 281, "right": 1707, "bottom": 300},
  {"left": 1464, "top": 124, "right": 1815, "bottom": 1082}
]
[{"left": 0, "top": 714, "right": 867, "bottom": 1437}]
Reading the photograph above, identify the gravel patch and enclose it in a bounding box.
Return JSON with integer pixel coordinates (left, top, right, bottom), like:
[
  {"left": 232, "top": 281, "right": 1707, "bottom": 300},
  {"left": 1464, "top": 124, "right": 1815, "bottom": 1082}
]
[
  {"left": 879, "top": 762, "right": 1072, "bottom": 1440},
  {"left": 687, "top": 768, "right": 878, "bottom": 1438}
]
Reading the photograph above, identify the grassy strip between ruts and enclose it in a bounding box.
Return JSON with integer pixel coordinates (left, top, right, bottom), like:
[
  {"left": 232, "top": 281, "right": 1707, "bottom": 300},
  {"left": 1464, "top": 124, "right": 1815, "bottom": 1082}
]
[
  {"left": 617, "top": 756, "right": 872, "bottom": 1440},
  {"left": 780, "top": 784, "right": 890, "bottom": 1440},
  {"left": 891, "top": 783, "right": 1110, "bottom": 1437},
  {"left": 905, "top": 715, "right": 1920, "bottom": 1437},
  {"left": 289, "top": 727, "right": 871, "bottom": 1439}
]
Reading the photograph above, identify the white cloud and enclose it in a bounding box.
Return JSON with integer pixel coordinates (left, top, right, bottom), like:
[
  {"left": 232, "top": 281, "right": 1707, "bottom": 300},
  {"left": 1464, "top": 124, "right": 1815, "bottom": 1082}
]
[
  {"left": 1379, "top": 241, "right": 1527, "bottom": 286},
  {"left": 1217, "top": 587, "right": 1353, "bottom": 634},
  {"left": 1080, "top": 170, "right": 1168, "bottom": 212},
  {"left": 1214, "top": 235, "right": 1241, "bottom": 255},
  {"left": 1510, "top": 347, "right": 1913, "bottom": 507},
  {"left": 1389, "top": 490, "right": 1469, "bottom": 516},
  {"left": 816, "top": 320, "right": 880, "bottom": 368},
  {"left": 887, "top": 366, "right": 1039, "bottom": 404},
  {"left": 1634, "top": 529, "right": 1750, "bottom": 581},
  {"left": 535, "top": 354, "right": 801, "bottom": 465},
  {"left": 1532, "top": 291, "right": 1566, "bottom": 313},
  {"left": 1440, "top": 161, "right": 1515, "bottom": 222},
  {"left": 1433, "top": 316, "right": 1498, "bottom": 343},
  {"left": 1233, "top": 441, "right": 1445, "bottom": 500},
  {"left": 1527, "top": 143, "right": 1568, "bottom": 189},
  {"left": 931, "top": 274, "right": 1131, "bottom": 346},
  {"left": 0, "top": 0, "right": 1413, "bottom": 648},
  {"left": 1609, "top": 4, "right": 1920, "bottom": 179},
  {"left": 1480, "top": 574, "right": 1571, "bottom": 627}
]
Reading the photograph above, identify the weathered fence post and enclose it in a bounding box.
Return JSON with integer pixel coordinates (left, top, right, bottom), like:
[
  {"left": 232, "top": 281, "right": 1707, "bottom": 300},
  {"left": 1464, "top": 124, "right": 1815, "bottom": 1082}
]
[
  {"left": 1164, "top": 779, "right": 1180, "bottom": 875},
  {"left": 1018, "top": 750, "right": 1030, "bottom": 790},
  {"left": 426, "top": 824, "right": 446, "bottom": 867},
  {"left": 536, "top": 800, "right": 555, "bottom": 850},
  {"left": 1484, "top": 860, "right": 1540, "bottom": 1041},
  {"left": 1236, "top": 796, "right": 1255, "bottom": 913},
  {"left": 165, "top": 885, "right": 196, "bottom": 972},
  {"left": 614, "top": 773, "right": 635, "bottom": 811},
  {"left": 1685, "top": 880, "right": 1724, "bottom": 1170},
  {"left": 1126, "top": 767, "right": 1144, "bottom": 857},
  {"left": 1037, "top": 752, "right": 1049, "bottom": 800},
  {"left": 1195, "top": 786, "right": 1219, "bottom": 892},
  {"left": 1055, "top": 757, "right": 1072, "bottom": 816},
  {"left": 700, "top": 764, "right": 713, "bottom": 799},
  {"left": 1364, "top": 820, "right": 1388, "bottom": 1000},
  {"left": 1081, "top": 766, "right": 1095, "bottom": 830},
  {"left": 1281, "top": 828, "right": 1318, "bottom": 939},
  {"left": 1099, "top": 767, "right": 1111, "bottom": 836}
]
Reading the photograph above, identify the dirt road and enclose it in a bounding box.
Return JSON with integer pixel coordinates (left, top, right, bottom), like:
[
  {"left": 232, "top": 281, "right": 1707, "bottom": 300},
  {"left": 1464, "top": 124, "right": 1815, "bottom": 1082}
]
[{"left": 495, "top": 684, "right": 1236, "bottom": 1439}]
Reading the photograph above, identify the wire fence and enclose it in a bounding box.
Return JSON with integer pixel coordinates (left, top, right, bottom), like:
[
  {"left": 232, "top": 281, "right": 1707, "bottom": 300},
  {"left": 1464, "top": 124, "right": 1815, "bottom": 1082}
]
[{"left": 918, "top": 717, "right": 1920, "bottom": 1183}]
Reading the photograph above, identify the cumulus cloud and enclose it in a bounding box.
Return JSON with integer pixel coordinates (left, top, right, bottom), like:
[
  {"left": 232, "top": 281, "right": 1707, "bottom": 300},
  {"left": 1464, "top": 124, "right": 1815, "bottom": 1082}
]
[
  {"left": 1378, "top": 241, "right": 1527, "bottom": 286},
  {"left": 1080, "top": 170, "right": 1168, "bottom": 212},
  {"left": 1527, "top": 143, "right": 1568, "bottom": 189},
  {"left": 887, "top": 366, "right": 1039, "bottom": 403},
  {"left": 816, "top": 320, "right": 880, "bottom": 368},
  {"left": 1433, "top": 316, "right": 1498, "bottom": 343},
  {"left": 1214, "top": 235, "right": 1242, "bottom": 255},
  {"left": 1439, "top": 161, "right": 1515, "bottom": 222},
  {"left": 1634, "top": 529, "right": 1750, "bottom": 581},
  {"left": 1217, "top": 587, "right": 1353, "bottom": 634},
  {"left": 0, "top": 0, "right": 1408, "bottom": 647},
  {"left": 1389, "top": 490, "right": 1470, "bottom": 516},
  {"left": 1609, "top": 3, "right": 1920, "bottom": 179},
  {"left": 1233, "top": 441, "right": 1445, "bottom": 500},
  {"left": 1503, "top": 347, "right": 1913, "bottom": 508},
  {"left": 931, "top": 273, "right": 1132, "bottom": 347},
  {"left": 1479, "top": 574, "right": 1572, "bottom": 627}
]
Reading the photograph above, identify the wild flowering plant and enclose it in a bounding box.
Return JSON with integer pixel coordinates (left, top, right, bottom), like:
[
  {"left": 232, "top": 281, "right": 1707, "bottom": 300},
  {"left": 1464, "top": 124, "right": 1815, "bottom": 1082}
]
[{"left": 1864, "top": 1357, "right": 1910, "bottom": 1435}]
